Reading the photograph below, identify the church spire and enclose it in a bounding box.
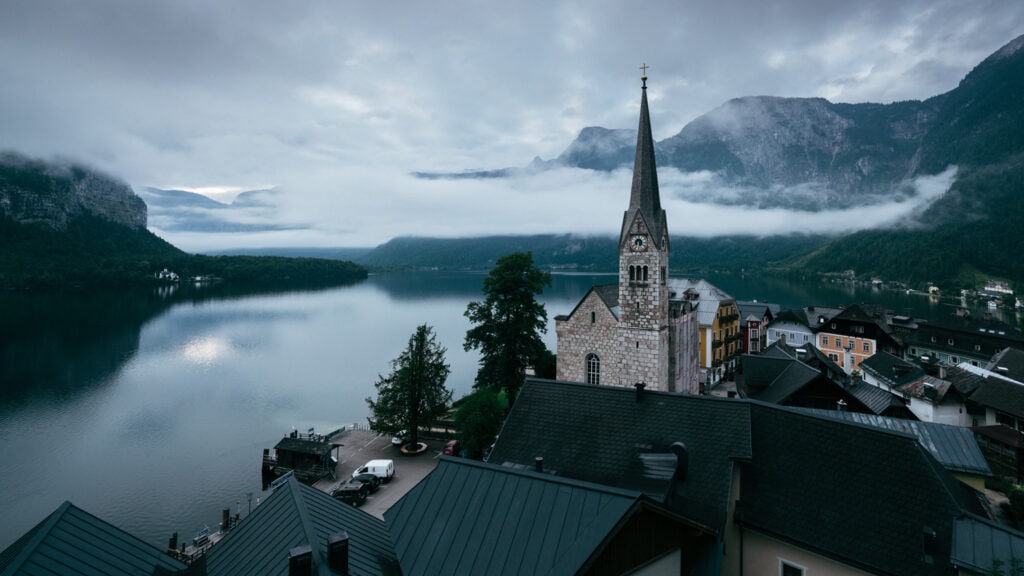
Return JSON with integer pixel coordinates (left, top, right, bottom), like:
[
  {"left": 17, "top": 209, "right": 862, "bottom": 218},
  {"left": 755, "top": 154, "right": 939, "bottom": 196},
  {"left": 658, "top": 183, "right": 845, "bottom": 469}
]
[{"left": 622, "top": 66, "right": 667, "bottom": 248}]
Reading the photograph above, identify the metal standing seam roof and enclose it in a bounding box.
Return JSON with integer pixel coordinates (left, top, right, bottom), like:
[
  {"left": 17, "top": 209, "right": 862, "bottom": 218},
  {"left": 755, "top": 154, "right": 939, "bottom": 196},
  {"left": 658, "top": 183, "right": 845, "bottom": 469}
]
[
  {"left": 952, "top": 514, "right": 1024, "bottom": 573},
  {"left": 801, "top": 408, "right": 992, "bottom": 476},
  {"left": 0, "top": 501, "right": 188, "bottom": 576},
  {"left": 969, "top": 377, "right": 1024, "bottom": 420},
  {"left": 384, "top": 457, "right": 644, "bottom": 576},
  {"left": 205, "top": 477, "right": 398, "bottom": 576}
]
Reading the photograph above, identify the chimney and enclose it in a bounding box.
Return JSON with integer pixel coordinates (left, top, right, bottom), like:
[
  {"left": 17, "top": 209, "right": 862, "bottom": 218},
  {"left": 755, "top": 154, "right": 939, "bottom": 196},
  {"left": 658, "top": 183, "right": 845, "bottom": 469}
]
[
  {"left": 534, "top": 457, "right": 544, "bottom": 473},
  {"left": 634, "top": 382, "right": 646, "bottom": 401},
  {"left": 168, "top": 532, "right": 178, "bottom": 552},
  {"left": 329, "top": 531, "right": 350, "bottom": 576},
  {"left": 289, "top": 544, "right": 313, "bottom": 576},
  {"left": 671, "top": 442, "right": 689, "bottom": 482}
]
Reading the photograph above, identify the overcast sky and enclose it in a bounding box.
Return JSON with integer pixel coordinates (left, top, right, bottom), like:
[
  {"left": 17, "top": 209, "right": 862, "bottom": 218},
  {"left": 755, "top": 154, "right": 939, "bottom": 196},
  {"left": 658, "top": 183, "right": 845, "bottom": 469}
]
[{"left": 2, "top": 1, "right": 1022, "bottom": 251}]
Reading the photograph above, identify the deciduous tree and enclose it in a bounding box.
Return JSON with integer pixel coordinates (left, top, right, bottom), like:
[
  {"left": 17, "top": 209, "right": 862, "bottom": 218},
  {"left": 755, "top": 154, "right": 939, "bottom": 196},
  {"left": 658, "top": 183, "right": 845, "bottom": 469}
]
[{"left": 367, "top": 324, "right": 452, "bottom": 448}]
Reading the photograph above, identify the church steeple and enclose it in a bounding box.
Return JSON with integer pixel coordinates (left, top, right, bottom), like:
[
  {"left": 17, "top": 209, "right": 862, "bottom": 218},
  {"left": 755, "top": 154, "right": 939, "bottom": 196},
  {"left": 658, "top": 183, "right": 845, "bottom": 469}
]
[{"left": 621, "top": 68, "right": 668, "bottom": 250}]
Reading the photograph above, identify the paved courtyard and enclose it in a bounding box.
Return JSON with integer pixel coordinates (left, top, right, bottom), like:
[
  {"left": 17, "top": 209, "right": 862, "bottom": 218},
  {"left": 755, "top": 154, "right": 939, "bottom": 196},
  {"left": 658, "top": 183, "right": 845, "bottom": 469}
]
[{"left": 313, "top": 429, "right": 442, "bottom": 519}]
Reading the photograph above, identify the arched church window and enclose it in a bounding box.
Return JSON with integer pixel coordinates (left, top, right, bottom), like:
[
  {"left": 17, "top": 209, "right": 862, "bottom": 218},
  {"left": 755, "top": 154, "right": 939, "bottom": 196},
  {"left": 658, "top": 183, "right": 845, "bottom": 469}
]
[
  {"left": 629, "top": 266, "right": 635, "bottom": 281},
  {"left": 585, "top": 354, "right": 600, "bottom": 385},
  {"left": 643, "top": 266, "right": 649, "bottom": 281},
  {"left": 661, "top": 267, "right": 666, "bottom": 284}
]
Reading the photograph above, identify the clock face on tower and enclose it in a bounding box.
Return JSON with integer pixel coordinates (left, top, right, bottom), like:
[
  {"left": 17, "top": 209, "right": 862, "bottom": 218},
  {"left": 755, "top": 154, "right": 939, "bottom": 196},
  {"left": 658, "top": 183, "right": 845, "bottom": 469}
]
[{"left": 630, "top": 234, "right": 648, "bottom": 252}]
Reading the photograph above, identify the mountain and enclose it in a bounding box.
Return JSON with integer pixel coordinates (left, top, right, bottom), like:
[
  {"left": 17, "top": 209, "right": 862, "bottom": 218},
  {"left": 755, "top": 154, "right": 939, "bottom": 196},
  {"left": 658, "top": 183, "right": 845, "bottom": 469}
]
[
  {"left": 393, "top": 33, "right": 1024, "bottom": 287},
  {"left": 0, "top": 152, "right": 148, "bottom": 230},
  {"left": 0, "top": 155, "right": 367, "bottom": 289}
]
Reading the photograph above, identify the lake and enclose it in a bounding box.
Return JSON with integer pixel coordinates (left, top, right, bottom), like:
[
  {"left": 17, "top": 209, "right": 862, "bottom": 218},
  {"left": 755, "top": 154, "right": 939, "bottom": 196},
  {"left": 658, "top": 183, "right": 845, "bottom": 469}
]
[{"left": 0, "top": 270, "right": 1016, "bottom": 549}]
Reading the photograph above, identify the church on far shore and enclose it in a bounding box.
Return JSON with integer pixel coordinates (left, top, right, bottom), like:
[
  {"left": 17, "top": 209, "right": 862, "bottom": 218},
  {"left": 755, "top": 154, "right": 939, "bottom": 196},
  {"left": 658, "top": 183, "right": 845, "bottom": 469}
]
[{"left": 555, "top": 73, "right": 701, "bottom": 393}]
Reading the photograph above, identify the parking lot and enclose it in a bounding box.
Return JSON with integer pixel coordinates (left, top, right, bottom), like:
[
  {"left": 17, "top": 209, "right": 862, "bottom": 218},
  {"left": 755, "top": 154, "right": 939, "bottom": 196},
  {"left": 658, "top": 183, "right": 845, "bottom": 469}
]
[{"left": 313, "top": 429, "right": 442, "bottom": 519}]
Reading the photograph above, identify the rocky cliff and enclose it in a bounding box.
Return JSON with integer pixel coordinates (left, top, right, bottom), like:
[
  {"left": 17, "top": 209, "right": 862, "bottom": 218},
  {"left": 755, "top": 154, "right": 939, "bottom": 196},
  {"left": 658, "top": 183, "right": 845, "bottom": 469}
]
[{"left": 0, "top": 152, "right": 147, "bottom": 230}]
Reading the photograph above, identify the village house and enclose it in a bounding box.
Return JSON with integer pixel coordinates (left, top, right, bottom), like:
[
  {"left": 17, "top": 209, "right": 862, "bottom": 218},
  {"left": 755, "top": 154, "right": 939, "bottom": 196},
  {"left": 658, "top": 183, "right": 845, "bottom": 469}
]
[
  {"left": 908, "top": 311, "right": 1024, "bottom": 367},
  {"left": 814, "top": 303, "right": 905, "bottom": 374},
  {"left": 736, "top": 300, "right": 777, "bottom": 355},
  {"left": 765, "top": 305, "right": 843, "bottom": 349},
  {"left": 487, "top": 377, "right": 1021, "bottom": 576}
]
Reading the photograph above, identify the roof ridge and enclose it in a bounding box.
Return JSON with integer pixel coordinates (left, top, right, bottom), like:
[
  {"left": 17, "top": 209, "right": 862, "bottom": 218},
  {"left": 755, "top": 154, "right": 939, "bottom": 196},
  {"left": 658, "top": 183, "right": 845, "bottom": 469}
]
[
  {"left": 438, "top": 456, "right": 645, "bottom": 500},
  {"left": 0, "top": 500, "right": 71, "bottom": 574}
]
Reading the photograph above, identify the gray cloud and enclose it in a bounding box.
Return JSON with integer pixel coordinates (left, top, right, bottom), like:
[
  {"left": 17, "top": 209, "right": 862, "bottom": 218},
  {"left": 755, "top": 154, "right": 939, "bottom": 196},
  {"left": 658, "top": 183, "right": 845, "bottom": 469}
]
[{"left": 1, "top": 0, "right": 1020, "bottom": 251}]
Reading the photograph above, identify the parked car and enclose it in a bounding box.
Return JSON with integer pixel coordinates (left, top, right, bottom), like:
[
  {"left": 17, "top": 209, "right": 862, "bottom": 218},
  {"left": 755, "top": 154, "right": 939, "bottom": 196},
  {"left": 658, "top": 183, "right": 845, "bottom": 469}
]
[
  {"left": 331, "top": 482, "right": 367, "bottom": 506},
  {"left": 352, "top": 459, "right": 395, "bottom": 483},
  {"left": 349, "top": 473, "right": 381, "bottom": 493},
  {"left": 442, "top": 439, "right": 461, "bottom": 456},
  {"left": 391, "top": 430, "right": 408, "bottom": 447}
]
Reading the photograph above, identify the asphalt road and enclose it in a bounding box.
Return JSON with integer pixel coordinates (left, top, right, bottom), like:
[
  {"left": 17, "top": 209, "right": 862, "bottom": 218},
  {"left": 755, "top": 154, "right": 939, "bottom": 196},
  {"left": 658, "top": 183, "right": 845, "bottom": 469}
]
[{"left": 314, "top": 430, "right": 442, "bottom": 520}]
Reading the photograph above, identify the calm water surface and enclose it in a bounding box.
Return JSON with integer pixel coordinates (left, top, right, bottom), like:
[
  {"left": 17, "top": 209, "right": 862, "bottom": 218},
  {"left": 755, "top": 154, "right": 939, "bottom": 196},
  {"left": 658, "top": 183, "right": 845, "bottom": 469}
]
[{"left": 0, "top": 271, "right": 1016, "bottom": 548}]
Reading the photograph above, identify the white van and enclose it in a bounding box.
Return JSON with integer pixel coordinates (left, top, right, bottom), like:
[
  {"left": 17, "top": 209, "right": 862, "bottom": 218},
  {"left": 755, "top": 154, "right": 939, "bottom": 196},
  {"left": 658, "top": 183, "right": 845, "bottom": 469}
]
[{"left": 352, "top": 459, "right": 395, "bottom": 483}]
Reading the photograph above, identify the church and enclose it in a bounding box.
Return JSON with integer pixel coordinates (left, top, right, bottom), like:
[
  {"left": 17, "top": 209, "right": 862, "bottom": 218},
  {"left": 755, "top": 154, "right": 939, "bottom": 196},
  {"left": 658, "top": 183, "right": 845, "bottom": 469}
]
[{"left": 555, "top": 74, "right": 701, "bottom": 393}]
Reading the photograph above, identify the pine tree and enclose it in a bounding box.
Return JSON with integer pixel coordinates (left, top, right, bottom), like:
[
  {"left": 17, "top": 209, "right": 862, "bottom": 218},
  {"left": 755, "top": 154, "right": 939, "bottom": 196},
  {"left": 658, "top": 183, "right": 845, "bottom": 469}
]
[
  {"left": 464, "top": 252, "right": 551, "bottom": 407},
  {"left": 367, "top": 324, "right": 452, "bottom": 449}
]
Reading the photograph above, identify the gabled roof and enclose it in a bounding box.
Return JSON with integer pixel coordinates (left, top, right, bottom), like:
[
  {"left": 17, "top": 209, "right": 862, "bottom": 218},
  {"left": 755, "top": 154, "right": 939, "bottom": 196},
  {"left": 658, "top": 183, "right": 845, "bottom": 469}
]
[
  {"left": 556, "top": 284, "right": 619, "bottom": 322},
  {"left": 741, "top": 404, "right": 987, "bottom": 576},
  {"left": 385, "top": 457, "right": 685, "bottom": 576},
  {"left": 951, "top": 514, "right": 1024, "bottom": 574},
  {"left": 844, "top": 379, "right": 908, "bottom": 415},
  {"left": 667, "top": 278, "right": 734, "bottom": 327},
  {"left": 489, "top": 378, "right": 751, "bottom": 530},
  {"left": 205, "top": 477, "right": 398, "bottom": 576},
  {"left": 988, "top": 347, "right": 1024, "bottom": 382},
  {"left": 0, "top": 500, "right": 188, "bottom": 576},
  {"left": 773, "top": 305, "right": 843, "bottom": 330},
  {"left": 620, "top": 79, "right": 667, "bottom": 250},
  {"left": 860, "top": 351, "right": 926, "bottom": 388},
  {"left": 969, "top": 377, "right": 1024, "bottom": 420},
  {"left": 739, "top": 355, "right": 819, "bottom": 404},
  {"left": 801, "top": 409, "right": 992, "bottom": 476},
  {"left": 736, "top": 300, "right": 778, "bottom": 324}
]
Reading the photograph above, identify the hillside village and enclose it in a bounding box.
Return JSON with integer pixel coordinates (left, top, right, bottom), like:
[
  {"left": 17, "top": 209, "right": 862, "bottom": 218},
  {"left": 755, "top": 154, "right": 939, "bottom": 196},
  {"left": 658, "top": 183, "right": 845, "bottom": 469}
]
[{"left": 6, "top": 70, "right": 1024, "bottom": 576}]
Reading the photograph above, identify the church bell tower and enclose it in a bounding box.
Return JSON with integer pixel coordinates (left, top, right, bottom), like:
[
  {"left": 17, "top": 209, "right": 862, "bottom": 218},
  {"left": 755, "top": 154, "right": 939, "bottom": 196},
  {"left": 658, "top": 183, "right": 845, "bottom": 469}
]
[{"left": 617, "top": 67, "right": 670, "bottom": 389}]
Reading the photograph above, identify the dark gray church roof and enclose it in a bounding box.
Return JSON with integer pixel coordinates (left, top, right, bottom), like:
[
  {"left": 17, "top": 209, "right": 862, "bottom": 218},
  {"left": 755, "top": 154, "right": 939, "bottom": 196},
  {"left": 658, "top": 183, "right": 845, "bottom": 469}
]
[
  {"left": 0, "top": 500, "right": 188, "bottom": 576},
  {"left": 385, "top": 457, "right": 652, "bottom": 576},
  {"left": 620, "top": 79, "right": 668, "bottom": 250},
  {"left": 205, "top": 477, "right": 398, "bottom": 576}
]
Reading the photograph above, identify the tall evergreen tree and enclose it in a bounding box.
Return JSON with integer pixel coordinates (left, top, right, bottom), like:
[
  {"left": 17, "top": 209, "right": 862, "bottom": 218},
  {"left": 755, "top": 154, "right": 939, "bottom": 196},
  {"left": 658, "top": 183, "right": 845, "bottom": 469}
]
[
  {"left": 367, "top": 324, "right": 452, "bottom": 449},
  {"left": 464, "top": 252, "right": 551, "bottom": 407}
]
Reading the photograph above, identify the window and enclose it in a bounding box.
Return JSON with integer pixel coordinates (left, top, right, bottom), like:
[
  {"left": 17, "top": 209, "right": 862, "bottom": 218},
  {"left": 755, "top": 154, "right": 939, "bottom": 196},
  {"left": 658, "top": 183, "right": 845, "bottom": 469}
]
[
  {"left": 642, "top": 266, "right": 648, "bottom": 282},
  {"left": 863, "top": 342, "right": 870, "bottom": 352},
  {"left": 947, "top": 338, "right": 955, "bottom": 345},
  {"left": 828, "top": 353, "right": 839, "bottom": 361},
  {"left": 751, "top": 329, "right": 759, "bottom": 339},
  {"left": 780, "top": 560, "right": 806, "bottom": 576},
  {"left": 951, "top": 356, "right": 959, "bottom": 364},
  {"left": 585, "top": 354, "right": 600, "bottom": 385},
  {"left": 628, "top": 266, "right": 635, "bottom": 281},
  {"left": 660, "top": 266, "right": 666, "bottom": 284},
  {"left": 974, "top": 344, "right": 982, "bottom": 352},
  {"left": 803, "top": 334, "right": 808, "bottom": 342},
  {"left": 831, "top": 322, "right": 836, "bottom": 329},
  {"left": 822, "top": 336, "right": 829, "bottom": 346},
  {"left": 590, "top": 311, "right": 596, "bottom": 324}
]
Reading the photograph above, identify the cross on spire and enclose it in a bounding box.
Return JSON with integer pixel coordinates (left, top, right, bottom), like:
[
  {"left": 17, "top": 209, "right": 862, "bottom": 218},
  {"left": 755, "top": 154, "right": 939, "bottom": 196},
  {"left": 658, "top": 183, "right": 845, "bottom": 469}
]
[{"left": 639, "top": 63, "right": 649, "bottom": 88}]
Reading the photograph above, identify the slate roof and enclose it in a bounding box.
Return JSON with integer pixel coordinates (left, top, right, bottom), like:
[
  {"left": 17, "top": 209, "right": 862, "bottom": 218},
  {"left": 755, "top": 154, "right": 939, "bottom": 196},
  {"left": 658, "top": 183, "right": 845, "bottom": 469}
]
[
  {"left": 969, "top": 377, "right": 1024, "bottom": 420},
  {"left": 0, "top": 500, "right": 188, "bottom": 576},
  {"left": 951, "top": 514, "right": 1024, "bottom": 574},
  {"left": 773, "top": 305, "right": 843, "bottom": 330},
  {"left": 205, "top": 477, "right": 398, "bottom": 576},
  {"left": 385, "top": 457, "right": 680, "bottom": 576},
  {"left": 488, "top": 378, "right": 751, "bottom": 530},
  {"left": 736, "top": 301, "right": 778, "bottom": 324},
  {"left": 801, "top": 408, "right": 992, "bottom": 476},
  {"left": 741, "top": 404, "right": 988, "bottom": 576},
  {"left": 845, "top": 378, "right": 908, "bottom": 415}
]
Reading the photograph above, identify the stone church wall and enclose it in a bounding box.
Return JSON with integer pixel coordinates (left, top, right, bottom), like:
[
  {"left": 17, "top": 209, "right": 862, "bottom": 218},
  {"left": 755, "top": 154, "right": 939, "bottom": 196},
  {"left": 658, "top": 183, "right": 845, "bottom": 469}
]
[{"left": 555, "top": 291, "right": 621, "bottom": 385}]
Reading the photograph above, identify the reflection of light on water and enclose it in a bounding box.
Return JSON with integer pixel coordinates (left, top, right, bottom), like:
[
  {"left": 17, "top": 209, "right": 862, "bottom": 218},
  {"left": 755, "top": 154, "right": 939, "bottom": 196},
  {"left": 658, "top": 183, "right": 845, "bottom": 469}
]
[{"left": 181, "top": 336, "right": 232, "bottom": 366}]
